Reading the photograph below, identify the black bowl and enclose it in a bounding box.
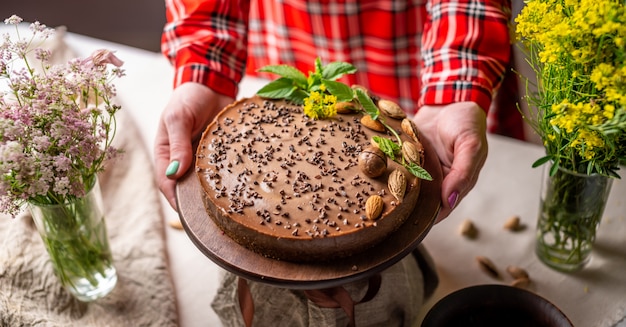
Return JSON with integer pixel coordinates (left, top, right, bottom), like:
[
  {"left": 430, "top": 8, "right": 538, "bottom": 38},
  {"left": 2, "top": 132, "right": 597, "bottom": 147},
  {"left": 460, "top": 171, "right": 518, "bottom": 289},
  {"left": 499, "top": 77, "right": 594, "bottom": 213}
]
[{"left": 421, "top": 284, "right": 573, "bottom": 327}]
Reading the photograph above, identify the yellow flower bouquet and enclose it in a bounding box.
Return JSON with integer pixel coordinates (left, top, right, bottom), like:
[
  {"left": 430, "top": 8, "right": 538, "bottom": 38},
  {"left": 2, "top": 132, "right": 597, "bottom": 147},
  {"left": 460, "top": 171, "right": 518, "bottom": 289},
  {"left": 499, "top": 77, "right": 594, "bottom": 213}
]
[
  {"left": 516, "top": 0, "right": 626, "bottom": 175},
  {"left": 516, "top": 0, "right": 626, "bottom": 271}
]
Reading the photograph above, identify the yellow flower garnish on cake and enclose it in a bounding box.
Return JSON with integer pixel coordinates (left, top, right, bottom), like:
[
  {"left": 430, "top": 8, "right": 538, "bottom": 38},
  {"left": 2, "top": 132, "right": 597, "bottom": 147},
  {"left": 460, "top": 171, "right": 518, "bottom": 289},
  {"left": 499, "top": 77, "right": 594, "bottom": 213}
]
[{"left": 303, "top": 91, "right": 337, "bottom": 119}]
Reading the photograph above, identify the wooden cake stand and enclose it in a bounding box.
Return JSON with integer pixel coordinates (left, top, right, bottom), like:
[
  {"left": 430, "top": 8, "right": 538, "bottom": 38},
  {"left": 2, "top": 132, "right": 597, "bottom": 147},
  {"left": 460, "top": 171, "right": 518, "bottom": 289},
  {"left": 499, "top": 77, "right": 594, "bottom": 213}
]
[{"left": 176, "top": 138, "right": 442, "bottom": 290}]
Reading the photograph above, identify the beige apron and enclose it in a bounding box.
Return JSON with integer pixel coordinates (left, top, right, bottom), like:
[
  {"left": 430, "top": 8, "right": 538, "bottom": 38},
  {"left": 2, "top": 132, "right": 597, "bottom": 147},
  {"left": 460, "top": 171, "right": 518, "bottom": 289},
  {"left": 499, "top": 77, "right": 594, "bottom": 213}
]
[{"left": 211, "top": 245, "right": 438, "bottom": 327}]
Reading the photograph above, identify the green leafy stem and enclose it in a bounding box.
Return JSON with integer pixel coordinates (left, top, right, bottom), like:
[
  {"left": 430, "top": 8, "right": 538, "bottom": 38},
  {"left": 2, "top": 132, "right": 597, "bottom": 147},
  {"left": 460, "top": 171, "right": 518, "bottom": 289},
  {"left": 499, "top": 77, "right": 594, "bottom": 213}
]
[{"left": 256, "top": 58, "right": 432, "bottom": 181}]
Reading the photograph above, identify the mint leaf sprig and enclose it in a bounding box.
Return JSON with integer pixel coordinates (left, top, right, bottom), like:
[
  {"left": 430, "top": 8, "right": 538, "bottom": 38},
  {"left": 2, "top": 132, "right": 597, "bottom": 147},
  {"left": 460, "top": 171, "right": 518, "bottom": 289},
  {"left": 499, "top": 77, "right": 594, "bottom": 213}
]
[
  {"left": 256, "top": 58, "right": 356, "bottom": 104},
  {"left": 356, "top": 89, "right": 433, "bottom": 181},
  {"left": 405, "top": 162, "right": 432, "bottom": 181},
  {"left": 256, "top": 58, "right": 432, "bottom": 181},
  {"left": 372, "top": 136, "right": 432, "bottom": 181}
]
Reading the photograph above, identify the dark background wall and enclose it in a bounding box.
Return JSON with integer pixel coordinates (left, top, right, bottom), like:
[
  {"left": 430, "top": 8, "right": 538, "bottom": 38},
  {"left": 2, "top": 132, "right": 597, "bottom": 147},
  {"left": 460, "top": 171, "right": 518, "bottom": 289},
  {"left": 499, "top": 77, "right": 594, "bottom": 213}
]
[{"left": 1, "top": 0, "right": 166, "bottom": 52}]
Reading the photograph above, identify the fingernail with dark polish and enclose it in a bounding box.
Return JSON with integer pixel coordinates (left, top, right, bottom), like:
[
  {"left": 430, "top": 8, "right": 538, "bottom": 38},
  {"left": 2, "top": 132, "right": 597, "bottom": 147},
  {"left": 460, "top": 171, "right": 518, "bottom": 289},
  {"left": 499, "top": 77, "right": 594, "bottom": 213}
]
[
  {"left": 166, "top": 160, "right": 180, "bottom": 177},
  {"left": 448, "top": 191, "right": 459, "bottom": 209}
]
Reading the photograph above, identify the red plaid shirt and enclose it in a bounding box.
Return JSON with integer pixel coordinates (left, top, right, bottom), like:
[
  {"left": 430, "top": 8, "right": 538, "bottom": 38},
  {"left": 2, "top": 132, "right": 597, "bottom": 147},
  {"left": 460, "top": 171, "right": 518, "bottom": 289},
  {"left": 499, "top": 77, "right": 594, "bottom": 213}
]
[{"left": 162, "top": 0, "right": 522, "bottom": 137}]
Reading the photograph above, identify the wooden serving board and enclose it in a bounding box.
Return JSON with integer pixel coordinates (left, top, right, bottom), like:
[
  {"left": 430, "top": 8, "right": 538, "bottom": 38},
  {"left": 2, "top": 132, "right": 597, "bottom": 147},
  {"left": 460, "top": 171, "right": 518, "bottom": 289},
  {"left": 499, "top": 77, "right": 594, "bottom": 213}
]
[{"left": 176, "top": 137, "right": 442, "bottom": 290}]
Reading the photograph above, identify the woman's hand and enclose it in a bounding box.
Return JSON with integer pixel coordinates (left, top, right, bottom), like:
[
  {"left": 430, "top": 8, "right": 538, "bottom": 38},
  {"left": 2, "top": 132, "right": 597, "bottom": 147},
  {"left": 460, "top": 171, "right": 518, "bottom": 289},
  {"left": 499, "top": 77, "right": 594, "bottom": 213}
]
[
  {"left": 413, "top": 102, "right": 488, "bottom": 222},
  {"left": 154, "top": 83, "right": 234, "bottom": 210}
]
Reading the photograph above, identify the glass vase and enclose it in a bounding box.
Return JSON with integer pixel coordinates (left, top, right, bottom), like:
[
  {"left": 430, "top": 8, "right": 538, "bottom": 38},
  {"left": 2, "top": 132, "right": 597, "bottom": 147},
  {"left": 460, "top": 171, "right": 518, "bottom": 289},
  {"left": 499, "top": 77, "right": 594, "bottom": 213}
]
[
  {"left": 28, "top": 178, "right": 117, "bottom": 301},
  {"left": 535, "top": 163, "right": 613, "bottom": 272}
]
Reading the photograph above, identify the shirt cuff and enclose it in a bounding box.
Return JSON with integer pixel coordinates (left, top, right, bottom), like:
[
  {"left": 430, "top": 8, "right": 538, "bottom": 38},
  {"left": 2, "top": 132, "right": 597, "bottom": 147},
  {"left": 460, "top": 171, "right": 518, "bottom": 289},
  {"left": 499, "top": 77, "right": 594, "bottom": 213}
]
[
  {"left": 418, "top": 81, "right": 493, "bottom": 113},
  {"left": 173, "top": 63, "right": 239, "bottom": 98}
]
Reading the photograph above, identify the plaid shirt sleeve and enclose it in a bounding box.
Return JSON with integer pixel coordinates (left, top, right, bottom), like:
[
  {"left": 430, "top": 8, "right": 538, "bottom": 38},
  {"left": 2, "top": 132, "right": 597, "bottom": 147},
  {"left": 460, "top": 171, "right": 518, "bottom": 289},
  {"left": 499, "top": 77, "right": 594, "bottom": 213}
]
[
  {"left": 161, "top": 0, "right": 512, "bottom": 115},
  {"left": 419, "top": 0, "right": 512, "bottom": 112},
  {"left": 161, "top": 0, "right": 250, "bottom": 98}
]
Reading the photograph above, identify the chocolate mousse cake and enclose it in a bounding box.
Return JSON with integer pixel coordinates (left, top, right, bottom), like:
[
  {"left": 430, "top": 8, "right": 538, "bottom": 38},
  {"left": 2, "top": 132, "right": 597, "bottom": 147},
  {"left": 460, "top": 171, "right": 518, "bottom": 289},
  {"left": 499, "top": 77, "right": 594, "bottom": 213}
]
[{"left": 195, "top": 95, "right": 428, "bottom": 262}]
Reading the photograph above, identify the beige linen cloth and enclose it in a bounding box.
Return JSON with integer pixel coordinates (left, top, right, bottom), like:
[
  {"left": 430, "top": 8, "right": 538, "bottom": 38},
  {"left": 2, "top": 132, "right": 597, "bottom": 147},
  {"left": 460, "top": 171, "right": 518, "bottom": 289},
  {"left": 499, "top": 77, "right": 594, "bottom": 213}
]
[{"left": 0, "top": 108, "right": 178, "bottom": 326}]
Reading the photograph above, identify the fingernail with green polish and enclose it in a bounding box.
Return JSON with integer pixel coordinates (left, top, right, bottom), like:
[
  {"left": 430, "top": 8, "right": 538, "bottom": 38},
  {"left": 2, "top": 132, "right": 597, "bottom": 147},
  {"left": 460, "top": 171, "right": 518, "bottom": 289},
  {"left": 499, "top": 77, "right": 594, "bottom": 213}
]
[{"left": 166, "top": 160, "right": 180, "bottom": 177}]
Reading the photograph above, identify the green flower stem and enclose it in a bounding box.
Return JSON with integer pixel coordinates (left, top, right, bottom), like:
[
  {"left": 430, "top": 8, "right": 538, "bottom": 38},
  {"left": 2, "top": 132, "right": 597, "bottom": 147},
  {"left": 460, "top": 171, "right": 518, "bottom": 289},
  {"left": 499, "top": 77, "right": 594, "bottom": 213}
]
[
  {"left": 30, "top": 180, "right": 114, "bottom": 290},
  {"left": 536, "top": 165, "right": 612, "bottom": 270},
  {"left": 380, "top": 120, "right": 402, "bottom": 147}
]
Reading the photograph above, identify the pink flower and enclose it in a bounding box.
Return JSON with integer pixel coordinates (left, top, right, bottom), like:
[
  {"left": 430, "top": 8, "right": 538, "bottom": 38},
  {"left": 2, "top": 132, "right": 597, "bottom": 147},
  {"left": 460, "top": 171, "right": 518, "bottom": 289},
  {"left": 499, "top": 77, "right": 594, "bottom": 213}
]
[
  {"left": 4, "top": 15, "right": 22, "bottom": 25},
  {"left": 0, "top": 16, "right": 123, "bottom": 215}
]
